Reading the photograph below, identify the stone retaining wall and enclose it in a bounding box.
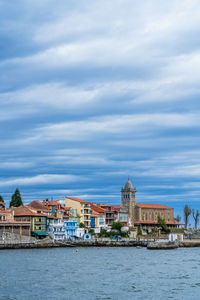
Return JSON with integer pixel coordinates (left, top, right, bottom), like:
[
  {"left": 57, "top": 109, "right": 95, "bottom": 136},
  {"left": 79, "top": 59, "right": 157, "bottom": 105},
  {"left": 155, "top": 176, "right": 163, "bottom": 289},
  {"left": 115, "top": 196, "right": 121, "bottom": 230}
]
[
  {"left": 0, "top": 231, "right": 36, "bottom": 244},
  {"left": 0, "top": 239, "right": 149, "bottom": 250}
]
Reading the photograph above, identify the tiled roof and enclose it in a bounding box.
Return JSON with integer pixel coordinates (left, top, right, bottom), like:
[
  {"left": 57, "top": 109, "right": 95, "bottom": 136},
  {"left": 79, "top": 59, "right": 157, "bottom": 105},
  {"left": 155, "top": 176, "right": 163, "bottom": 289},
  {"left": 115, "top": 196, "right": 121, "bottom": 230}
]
[
  {"left": 56, "top": 207, "right": 65, "bottom": 211},
  {"left": 47, "top": 216, "right": 59, "bottom": 219},
  {"left": 28, "top": 200, "right": 49, "bottom": 211},
  {"left": 65, "top": 196, "right": 89, "bottom": 204},
  {"left": 90, "top": 203, "right": 105, "bottom": 214},
  {"left": 13, "top": 206, "right": 47, "bottom": 217},
  {"left": 46, "top": 201, "right": 60, "bottom": 206},
  {"left": 91, "top": 211, "right": 103, "bottom": 216},
  {"left": 99, "top": 204, "right": 126, "bottom": 212},
  {"left": 136, "top": 203, "right": 173, "bottom": 209},
  {"left": 0, "top": 209, "right": 12, "bottom": 214}
]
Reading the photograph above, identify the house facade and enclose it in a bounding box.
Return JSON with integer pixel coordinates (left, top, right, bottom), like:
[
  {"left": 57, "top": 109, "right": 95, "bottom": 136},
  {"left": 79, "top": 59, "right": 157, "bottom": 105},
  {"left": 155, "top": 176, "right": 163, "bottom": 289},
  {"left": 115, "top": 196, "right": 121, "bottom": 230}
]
[
  {"left": 0, "top": 208, "right": 31, "bottom": 236},
  {"left": 65, "top": 197, "right": 91, "bottom": 228},
  {"left": 13, "top": 206, "right": 48, "bottom": 238},
  {"left": 64, "top": 219, "right": 78, "bottom": 239},
  {"left": 48, "top": 221, "right": 66, "bottom": 241}
]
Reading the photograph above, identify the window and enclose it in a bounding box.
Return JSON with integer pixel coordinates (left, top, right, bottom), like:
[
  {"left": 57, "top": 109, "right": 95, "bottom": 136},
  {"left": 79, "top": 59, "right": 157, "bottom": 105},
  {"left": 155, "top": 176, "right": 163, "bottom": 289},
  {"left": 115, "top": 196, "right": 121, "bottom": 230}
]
[{"left": 0, "top": 215, "right": 6, "bottom": 221}]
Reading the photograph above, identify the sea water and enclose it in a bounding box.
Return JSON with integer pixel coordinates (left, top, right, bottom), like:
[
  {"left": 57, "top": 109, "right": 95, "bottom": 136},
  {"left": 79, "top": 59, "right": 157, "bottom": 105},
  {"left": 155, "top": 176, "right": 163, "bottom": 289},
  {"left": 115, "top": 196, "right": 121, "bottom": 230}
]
[{"left": 1, "top": 247, "right": 200, "bottom": 300}]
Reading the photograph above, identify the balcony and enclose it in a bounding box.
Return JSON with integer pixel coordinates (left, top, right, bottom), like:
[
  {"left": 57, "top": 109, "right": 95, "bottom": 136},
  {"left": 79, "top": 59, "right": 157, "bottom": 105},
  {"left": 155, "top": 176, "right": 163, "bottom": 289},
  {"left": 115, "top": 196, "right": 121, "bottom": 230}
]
[
  {"left": 84, "top": 221, "right": 90, "bottom": 227},
  {"left": 106, "top": 216, "right": 114, "bottom": 220},
  {"left": 34, "top": 221, "right": 46, "bottom": 225},
  {"left": 65, "top": 226, "right": 78, "bottom": 230}
]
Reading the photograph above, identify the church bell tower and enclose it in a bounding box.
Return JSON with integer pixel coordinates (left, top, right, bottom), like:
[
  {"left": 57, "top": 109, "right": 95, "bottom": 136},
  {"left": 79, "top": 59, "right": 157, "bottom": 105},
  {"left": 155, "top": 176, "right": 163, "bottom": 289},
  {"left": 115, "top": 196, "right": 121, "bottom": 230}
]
[{"left": 121, "top": 178, "right": 136, "bottom": 224}]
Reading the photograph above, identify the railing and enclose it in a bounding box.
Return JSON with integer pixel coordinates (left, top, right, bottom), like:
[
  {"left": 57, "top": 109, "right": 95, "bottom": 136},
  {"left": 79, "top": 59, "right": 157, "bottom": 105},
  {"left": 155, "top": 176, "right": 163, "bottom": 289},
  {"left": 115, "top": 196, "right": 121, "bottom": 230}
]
[
  {"left": 34, "top": 221, "right": 46, "bottom": 225},
  {"left": 65, "top": 226, "right": 78, "bottom": 230}
]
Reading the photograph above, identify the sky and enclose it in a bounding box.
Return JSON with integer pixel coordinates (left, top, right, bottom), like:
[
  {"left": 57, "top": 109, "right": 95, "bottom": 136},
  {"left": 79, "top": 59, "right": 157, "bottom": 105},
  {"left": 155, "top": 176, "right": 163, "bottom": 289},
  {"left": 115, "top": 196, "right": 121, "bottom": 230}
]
[{"left": 1, "top": 0, "right": 200, "bottom": 222}]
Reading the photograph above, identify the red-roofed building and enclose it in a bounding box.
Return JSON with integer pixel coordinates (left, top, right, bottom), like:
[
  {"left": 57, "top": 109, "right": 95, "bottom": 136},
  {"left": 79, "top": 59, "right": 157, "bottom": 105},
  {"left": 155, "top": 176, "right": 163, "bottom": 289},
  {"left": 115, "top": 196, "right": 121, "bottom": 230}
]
[
  {"left": 99, "top": 204, "right": 128, "bottom": 226},
  {"left": 13, "top": 206, "right": 48, "bottom": 238},
  {"left": 121, "top": 179, "right": 183, "bottom": 229},
  {"left": 90, "top": 203, "right": 106, "bottom": 230},
  {"left": 28, "top": 200, "right": 51, "bottom": 214},
  {"left": 0, "top": 208, "right": 31, "bottom": 236}
]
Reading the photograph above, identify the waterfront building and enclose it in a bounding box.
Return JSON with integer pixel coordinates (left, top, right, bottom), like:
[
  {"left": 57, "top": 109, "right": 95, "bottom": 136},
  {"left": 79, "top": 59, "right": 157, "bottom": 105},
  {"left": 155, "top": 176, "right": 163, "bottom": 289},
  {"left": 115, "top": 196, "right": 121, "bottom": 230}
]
[
  {"left": 65, "top": 207, "right": 80, "bottom": 224},
  {"left": 13, "top": 206, "right": 48, "bottom": 238},
  {"left": 0, "top": 208, "right": 31, "bottom": 236},
  {"left": 99, "top": 204, "right": 129, "bottom": 227},
  {"left": 99, "top": 205, "right": 117, "bottom": 226},
  {"left": 48, "top": 223, "right": 66, "bottom": 240},
  {"left": 64, "top": 219, "right": 78, "bottom": 239},
  {"left": 65, "top": 197, "right": 91, "bottom": 227},
  {"left": 121, "top": 178, "right": 183, "bottom": 229},
  {"left": 90, "top": 203, "right": 106, "bottom": 232},
  {"left": 42, "top": 199, "right": 62, "bottom": 216},
  {"left": 112, "top": 205, "right": 129, "bottom": 226},
  {"left": 47, "top": 215, "right": 61, "bottom": 229},
  {"left": 29, "top": 200, "right": 73, "bottom": 222},
  {"left": 76, "top": 227, "right": 88, "bottom": 238},
  {"left": 47, "top": 217, "right": 66, "bottom": 241}
]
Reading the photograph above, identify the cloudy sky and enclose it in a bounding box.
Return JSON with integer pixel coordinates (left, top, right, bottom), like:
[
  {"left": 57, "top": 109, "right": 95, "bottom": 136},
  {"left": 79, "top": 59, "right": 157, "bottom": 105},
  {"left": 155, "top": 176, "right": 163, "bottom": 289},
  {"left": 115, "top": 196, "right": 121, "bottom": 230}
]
[{"left": 1, "top": 0, "right": 200, "bottom": 220}]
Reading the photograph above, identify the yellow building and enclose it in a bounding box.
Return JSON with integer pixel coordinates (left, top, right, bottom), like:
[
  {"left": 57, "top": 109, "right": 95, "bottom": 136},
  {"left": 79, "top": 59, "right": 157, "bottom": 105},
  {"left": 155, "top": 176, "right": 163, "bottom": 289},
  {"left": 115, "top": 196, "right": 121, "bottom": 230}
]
[{"left": 65, "top": 197, "right": 91, "bottom": 228}]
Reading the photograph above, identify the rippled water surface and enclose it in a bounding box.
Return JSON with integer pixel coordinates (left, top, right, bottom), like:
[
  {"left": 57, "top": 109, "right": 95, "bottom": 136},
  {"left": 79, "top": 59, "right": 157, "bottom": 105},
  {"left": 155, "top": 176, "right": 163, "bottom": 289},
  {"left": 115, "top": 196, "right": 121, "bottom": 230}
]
[{"left": 1, "top": 247, "right": 200, "bottom": 300}]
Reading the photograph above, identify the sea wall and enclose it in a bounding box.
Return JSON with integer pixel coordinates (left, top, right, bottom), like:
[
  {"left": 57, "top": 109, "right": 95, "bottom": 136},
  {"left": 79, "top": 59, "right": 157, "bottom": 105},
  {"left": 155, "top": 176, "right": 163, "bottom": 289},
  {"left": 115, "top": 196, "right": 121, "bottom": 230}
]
[
  {"left": 2, "top": 238, "right": 200, "bottom": 250},
  {"left": 179, "top": 240, "right": 200, "bottom": 247},
  {"left": 70, "top": 239, "right": 148, "bottom": 247},
  {"left": 0, "top": 239, "right": 149, "bottom": 250}
]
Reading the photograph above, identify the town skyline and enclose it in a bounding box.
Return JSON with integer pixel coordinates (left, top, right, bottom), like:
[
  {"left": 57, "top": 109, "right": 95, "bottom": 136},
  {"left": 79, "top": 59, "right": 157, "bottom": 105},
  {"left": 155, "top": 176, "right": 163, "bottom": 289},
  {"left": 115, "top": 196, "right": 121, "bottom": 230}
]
[{"left": 0, "top": 176, "right": 196, "bottom": 225}]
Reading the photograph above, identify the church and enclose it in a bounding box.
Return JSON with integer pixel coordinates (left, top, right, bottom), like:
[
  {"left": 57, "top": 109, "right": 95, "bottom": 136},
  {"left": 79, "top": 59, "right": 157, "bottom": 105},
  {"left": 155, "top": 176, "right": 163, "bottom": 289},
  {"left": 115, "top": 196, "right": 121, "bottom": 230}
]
[{"left": 121, "top": 178, "right": 182, "bottom": 229}]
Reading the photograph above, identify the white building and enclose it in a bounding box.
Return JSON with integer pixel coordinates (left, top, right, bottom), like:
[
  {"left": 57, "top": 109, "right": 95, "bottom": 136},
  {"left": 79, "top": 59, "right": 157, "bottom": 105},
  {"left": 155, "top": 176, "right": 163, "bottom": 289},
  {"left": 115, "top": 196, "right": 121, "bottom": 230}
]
[{"left": 47, "top": 218, "right": 66, "bottom": 241}]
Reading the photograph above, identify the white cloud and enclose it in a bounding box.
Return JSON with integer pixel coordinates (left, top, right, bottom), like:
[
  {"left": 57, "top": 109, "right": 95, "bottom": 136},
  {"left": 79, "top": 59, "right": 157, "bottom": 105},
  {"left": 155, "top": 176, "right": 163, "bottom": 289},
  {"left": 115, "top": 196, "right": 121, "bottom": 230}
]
[
  {"left": 0, "top": 161, "right": 34, "bottom": 169},
  {"left": 0, "top": 174, "right": 83, "bottom": 187},
  {"left": 22, "top": 112, "right": 200, "bottom": 143}
]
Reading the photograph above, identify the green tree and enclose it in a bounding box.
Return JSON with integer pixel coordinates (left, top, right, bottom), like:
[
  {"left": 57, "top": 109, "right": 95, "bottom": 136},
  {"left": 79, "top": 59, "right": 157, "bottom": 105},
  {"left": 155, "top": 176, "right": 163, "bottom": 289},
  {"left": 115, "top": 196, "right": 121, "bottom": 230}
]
[
  {"left": 112, "top": 221, "right": 123, "bottom": 232},
  {"left": 157, "top": 215, "right": 170, "bottom": 233},
  {"left": 9, "top": 189, "right": 23, "bottom": 207},
  {"left": 0, "top": 195, "right": 4, "bottom": 203},
  {"left": 79, "top": 222, "right": 85, "bottom": 228},
  {"left": 99, "top": 228, "right": 108, "bottom": 237}
]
